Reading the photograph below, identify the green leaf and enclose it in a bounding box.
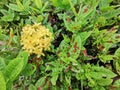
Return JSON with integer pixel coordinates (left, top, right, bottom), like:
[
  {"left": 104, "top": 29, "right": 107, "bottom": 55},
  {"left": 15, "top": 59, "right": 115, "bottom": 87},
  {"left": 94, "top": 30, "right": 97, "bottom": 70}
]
[
  {"left": 92, "top": 86, "right": 105, "bottom": 90},
  {"left": 0, "top": 9, "right": 8, "bottom": 15},
  {"left": 68, "top": 0, "right": 77, "bottom": 16},
  {"left": 41, "top": 1, "right": 48, "bottom": 12},
  {"left": 6, "top": 81, "right": 12, "bottom": 90},
  {"left": 65, "top": 74, "right": 71, "bottom": 85},
  {"left": 82, "top": 7, "right": 95, "bottom": 21},
  {"left": 115, "top": 48, "right": 120, "bottom": 59},
  {"left": 51, "top": 75, "right": 58, "bottom": 85},
  {"left": 51, "top": 0, "right": 69, "bottom": 10},
  {"left": 86, "top": 74, "right": 96, "bottom": 87},
  {"left": 22, "top": 64, "right": 36, "bottom": 76},
  {"left": 99, "top": 0, "right": 113, "bottom": 12},
  {"left": 114, "top": 48, "right": 120, "bottom": 74},
  {"left": 17, "top": 51, "right": 29, "bottom": 70},
  {"left": 1, "top": 12, "right": 14, "bottom": 22},
  {"left": 62, "top": 0, "right": 69, "bottom": 5},
  {"left": 35, "top": 77, "right": 46, "bottom": 87},
  {"left": 28, "top": 84, "right": 37, "bottom": 90},
  {"left": 91, "top": 66, "right": 116, "bottom": 78},
  {"left": 51, "top": 0, "right": 58, "bottom": 7},
  {"left": 51, "top": 68, "right": 59, "bottom": 85},
  {"left": 97, "top": 78, "right": 112, "bottom": 86},
  {"left": 99, "top": 55, "right": 114, "bottom": 62},
  {"left": 57, "top": 35, "right": 70, "bottom": 61},
  {"left": 80, "top": 31, "right": 92, "bottom": 45},
  {"left": 0, "top": 30, "right": 8, "bottom": 40},
  {"left": 23, "top": 0, "right": 31, "bottom": 11},
  {"left": 5, "top": 57, "right": 24, "bottom": 82},
  {"left": 63, "top": 14, "right": 82, "bottom": 32},
  {"left": 7, "top": 4, "right": 21, "bottom": 12},
  {"left": 113, "top": 79, "right": 120, "bottom": 89},
  {"left": 115, "top": 62, "right": 120, "bottom": 75},
  {"left": 16, "top": 0, "right": 25, "bottom": 11},
  {"left": 0, "top": 57, "right": 6, "bottom": 70},
  {"left": 97, "top": 16, "right": 106, "bottom": 26},
  {"left": 102, "top": 8, "right": 120, "bottom": 19},
  {"left": 69, "top": 33, "right": 81, "bottom": 59},
  {"left": 0, "top": 71, "right": 6, "bottom": 90},
  {"left": 34, "top": 0, "right": 42, "bottom": 9}
]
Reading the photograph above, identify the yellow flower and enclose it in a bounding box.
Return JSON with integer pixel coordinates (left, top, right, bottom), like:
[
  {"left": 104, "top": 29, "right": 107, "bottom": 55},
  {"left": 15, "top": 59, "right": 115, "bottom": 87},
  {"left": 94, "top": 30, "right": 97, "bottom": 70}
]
[{"left": 21, "top": 23, "right": 53, "bottom": 57}]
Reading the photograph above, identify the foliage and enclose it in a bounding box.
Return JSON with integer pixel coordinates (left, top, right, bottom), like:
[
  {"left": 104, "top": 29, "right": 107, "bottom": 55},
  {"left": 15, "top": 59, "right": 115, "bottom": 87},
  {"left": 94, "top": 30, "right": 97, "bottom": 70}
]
[
  {"left": 0, "top": 51, "right": 30, "bottom": 90},
  {"left": 0, "top": 0, "right": 120, "bottom": 90}
]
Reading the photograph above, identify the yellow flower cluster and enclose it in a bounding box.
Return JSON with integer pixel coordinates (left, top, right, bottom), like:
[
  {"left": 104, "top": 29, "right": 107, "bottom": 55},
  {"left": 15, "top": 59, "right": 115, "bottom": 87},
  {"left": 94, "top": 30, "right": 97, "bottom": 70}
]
[{"left": 21, "top": 23, "right": 53, "bottom": 57}]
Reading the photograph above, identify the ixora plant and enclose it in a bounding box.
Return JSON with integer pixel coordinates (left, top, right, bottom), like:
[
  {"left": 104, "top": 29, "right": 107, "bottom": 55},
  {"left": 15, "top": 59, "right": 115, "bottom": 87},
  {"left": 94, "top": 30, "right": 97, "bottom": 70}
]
[
  {"left": 21, "top": 23, "right": 53, "bottom": 57},
  {"left": 0, "top": 0, "right": 120, "bottom": 90}
]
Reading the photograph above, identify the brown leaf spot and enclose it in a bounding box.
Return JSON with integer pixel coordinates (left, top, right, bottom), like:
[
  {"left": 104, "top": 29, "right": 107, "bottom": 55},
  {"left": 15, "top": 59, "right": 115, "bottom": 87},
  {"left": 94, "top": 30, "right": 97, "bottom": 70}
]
[
  {"left": 115, "top": 35, "right": 120, "bottom": 39},
  {"left": 38, "top": 87, "right": 42, "bottom": 90},
  {"left": 83, "top": 8, "right": 88, "bottom": 13},
  {"left": 82, "top": 50, "right": 87, "bottom": 56},
  {"left": 0, "top": 41, "right": 3, "bottom": 46},
  {"left": 67, "top": 52, "right": 70, "bottom": 57},
  {"left": 67, "top": 18, "right": 71, "bottom": 22},
  {"left": 73, "top": 42, "right": 77, "bottom": 52},
  {"left": 98, "top": 44, "right": 104, "bottom": 50}
]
